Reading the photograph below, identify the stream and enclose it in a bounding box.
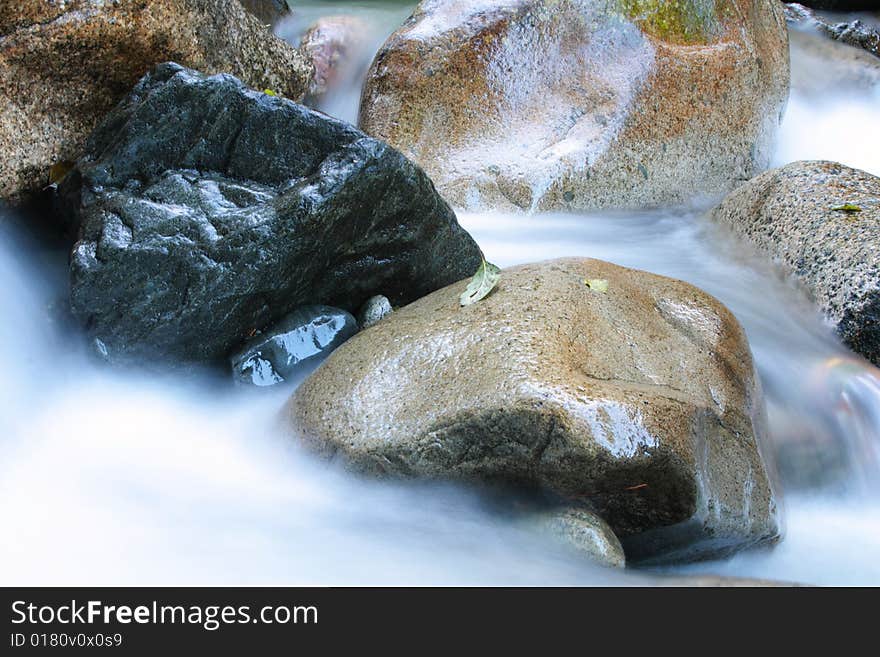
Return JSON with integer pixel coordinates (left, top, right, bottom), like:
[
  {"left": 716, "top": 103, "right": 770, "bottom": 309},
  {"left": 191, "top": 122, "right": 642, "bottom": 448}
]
[{"left": 1, "top": 1, "right": 879, "bottom": 585}]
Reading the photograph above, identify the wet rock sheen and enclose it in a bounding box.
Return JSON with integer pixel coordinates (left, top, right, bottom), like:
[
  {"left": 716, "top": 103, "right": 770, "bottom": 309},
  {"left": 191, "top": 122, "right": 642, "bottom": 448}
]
[
  {"left": 359, "top": 0, "right": 789, "bottom": 211},
  {"left": 288, "top": 258, "right": 780, "bottom": 563},
  {"left": 63, "top": 63, "right": 482, "bottom": 368},
  {"left": 231, "top": 306, "right": 358, "bottom": 387}
]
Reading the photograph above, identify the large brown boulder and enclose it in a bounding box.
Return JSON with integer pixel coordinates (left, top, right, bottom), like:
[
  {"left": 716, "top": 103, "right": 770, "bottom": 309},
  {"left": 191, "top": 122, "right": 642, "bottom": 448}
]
[
  {"left": 287, "top": 258, "right": 780, "bottom": 563},
  {"left": 358, "top": 0, "right": 790, "bottom": 212},
  {"left": 0, "top": 0, "right": 311, "bottom": 204},
  {"left": 713, "top": 160, "right": 880, "bottom": 366}
]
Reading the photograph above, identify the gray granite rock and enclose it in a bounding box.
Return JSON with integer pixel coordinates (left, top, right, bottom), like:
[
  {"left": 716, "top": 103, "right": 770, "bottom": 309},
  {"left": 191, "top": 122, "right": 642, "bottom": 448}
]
[
  {"left": 357, "top": 295, "right": 393, "bottom": 329},
  {"left": 240, "top": 0, "right": 290, "bottom": 26},
  {"left": 712, "top": 160, "right": 880, "bottom": 365}
]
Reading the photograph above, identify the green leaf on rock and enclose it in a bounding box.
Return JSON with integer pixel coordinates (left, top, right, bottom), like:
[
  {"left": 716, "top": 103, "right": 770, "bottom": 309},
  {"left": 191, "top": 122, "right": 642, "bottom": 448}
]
[
  {"left": 460, "top": 258, "right": 501, "bottom": 306},
  {"left": 263, "top": 89, "right": 277, "bottom": 96},
  {"left": 584, "top": 278, "right": 608, "bottom": 293},
  {"left": 832, "top": 203, "right": 862, "bottom": 213}
]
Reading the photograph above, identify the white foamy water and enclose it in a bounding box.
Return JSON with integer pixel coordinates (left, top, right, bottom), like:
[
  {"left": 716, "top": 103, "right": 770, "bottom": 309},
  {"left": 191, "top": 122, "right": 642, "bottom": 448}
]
[
  {"left": 775, "top": 93, "right": 880, "bottom": 177},
  {"left": 2, "top": 3, "right": 880, "bottom": 586}
]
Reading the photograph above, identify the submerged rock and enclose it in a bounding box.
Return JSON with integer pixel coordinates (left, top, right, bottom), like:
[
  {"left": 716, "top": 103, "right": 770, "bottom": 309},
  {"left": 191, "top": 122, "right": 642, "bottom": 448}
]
[
  {"left": 359, "top": 0, "right": 789, "bottom": 212},
  {"left": 788, "top": 24, "right": 880, "bottom": 96},
  {"left": 62, "top": 63, "right": 482, "bottom": 368},
  {"left": 713, "top": 160, "right": 880, "bottom": 366},
  {"left": 530, "top": 507, "right": 626, "bottom": 568},
  {"left": 357, "top": 295, "right": 393, "bottom": 329},
  {"left": 0, "top": 0, "right": 311, "bottom": 204},
  {"left": 299, "top": 15, "right": 372, "bottom": 104},
  {"left": 288, "top": 258, "right": 780, "bottom": 563},
  {"left": 785, "top": 3, "right": 879, "bottom": 58},
  {"left": 231, "top": 306, "right": 357, "bottom": 387}
]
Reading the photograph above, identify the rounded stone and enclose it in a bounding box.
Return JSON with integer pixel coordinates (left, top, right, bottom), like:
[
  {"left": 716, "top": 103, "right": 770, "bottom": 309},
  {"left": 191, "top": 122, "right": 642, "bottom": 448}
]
[
  {"left": 287, "top": 258, "right": 780, "bottom": 563},
  {"left": 357, "top": 295, "right": 394, "bottom": 329},
  {"left": 358, "top": 0, "right": 790, "bottom": 212},
  {"left": 299, "top": 15, "right": 372, "bottom": 103},
  {"left": 531, "top": 507, "right": 626, "bottom": 568}
]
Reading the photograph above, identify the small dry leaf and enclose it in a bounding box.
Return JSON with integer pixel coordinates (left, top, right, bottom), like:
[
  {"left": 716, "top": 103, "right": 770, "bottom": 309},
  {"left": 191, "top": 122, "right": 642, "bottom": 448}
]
[{"left": 460, "top": 258, "right": 501, "bottom": 306}]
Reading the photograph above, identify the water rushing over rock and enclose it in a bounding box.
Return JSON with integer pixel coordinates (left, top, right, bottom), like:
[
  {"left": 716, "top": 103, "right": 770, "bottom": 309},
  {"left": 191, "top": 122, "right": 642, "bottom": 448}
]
[
  {"left": 1, "top": 0, "right": 879, "bottom": 586},
  {"left": 359, "top": 0, "right": 789, "bottom": 212},
  {"left": 713, "top": 160, "right": 880, "bottom": 366}
]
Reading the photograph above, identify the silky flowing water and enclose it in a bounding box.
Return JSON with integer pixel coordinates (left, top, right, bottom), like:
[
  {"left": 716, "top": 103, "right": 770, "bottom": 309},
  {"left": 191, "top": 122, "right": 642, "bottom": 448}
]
[{"left": 1, "top": 2, "right": 879, "bottom": 585}]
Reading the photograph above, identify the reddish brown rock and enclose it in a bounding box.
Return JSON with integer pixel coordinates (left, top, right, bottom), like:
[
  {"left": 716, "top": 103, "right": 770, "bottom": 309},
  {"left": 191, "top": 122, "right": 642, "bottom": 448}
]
[{"left": 359, "top": 0, "right": 790, "bottom": 212}]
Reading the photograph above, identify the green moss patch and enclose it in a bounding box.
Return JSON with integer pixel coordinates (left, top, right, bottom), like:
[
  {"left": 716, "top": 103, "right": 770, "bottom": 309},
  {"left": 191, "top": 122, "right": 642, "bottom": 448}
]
[{"left": 617, "top": 0, "right": 727, "bottom": 44}]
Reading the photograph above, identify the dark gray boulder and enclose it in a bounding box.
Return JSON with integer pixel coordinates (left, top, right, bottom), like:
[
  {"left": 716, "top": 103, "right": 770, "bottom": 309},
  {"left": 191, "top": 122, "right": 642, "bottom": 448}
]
[
  {"left": 62, "top": 63, "right": 482, "bottom": 368},
  {"left": 231, "top": 305, "right": 357, "bottom": 387}
]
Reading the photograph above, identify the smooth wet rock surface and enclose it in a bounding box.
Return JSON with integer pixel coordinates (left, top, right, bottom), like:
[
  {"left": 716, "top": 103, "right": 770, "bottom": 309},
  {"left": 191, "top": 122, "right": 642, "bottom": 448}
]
[
  {"left": 0, "top": 0, "right": 311, "bottom": 204},
  {"left": 231, "top": 305, "right": 357, "bottom": 387},
  {"left": 531, "top": 507, "right": 626, "bottom": 568},
  {"left": 63, "top": 63, "right": 482, "bottom": 369},
  {"left": 288, "top": 258, "right": 780, "bottom": 563},
  {"left": 713, "top": 160, "right": 880, "bottom": 366},
  {"left": 359, "top": 0, "right": 789, "bottom": 211}
]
